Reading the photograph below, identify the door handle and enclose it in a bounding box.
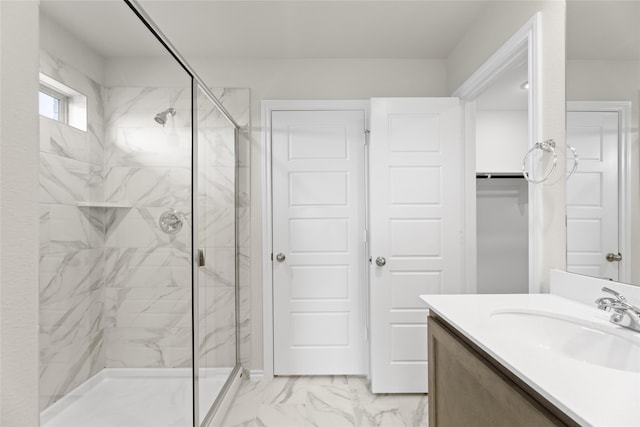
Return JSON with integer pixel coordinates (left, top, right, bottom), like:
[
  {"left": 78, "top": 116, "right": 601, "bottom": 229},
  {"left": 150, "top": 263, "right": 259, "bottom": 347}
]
[
  {"left": 375, "top": 256, "right": 386, "bottom": 267},
  {"left": 606, "top": 252, "right": 622, "bottom": 262},
  {"left": 198, "top": 249, "right": 206, "bottom": 267},
  {"left": 276, "top": 253, "right": 286, "bottom": 262}
]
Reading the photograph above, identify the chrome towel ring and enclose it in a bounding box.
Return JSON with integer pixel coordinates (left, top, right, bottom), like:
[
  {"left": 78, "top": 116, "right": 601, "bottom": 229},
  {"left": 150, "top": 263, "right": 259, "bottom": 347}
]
[{"left": 522, "top": 139, "right": 557, "bottom": 184}]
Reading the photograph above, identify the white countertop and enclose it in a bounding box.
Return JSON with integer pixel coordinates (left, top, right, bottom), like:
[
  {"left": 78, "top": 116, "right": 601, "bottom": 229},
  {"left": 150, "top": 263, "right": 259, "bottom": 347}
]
[{"left": 420, "top": 293, "right": 640, "bottom": 427}]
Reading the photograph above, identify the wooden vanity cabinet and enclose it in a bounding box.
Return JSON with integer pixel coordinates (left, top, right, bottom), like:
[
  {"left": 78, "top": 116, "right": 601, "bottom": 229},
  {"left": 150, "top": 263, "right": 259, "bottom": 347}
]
[{"left": 427, "top": 314, "right": 580, "bottom": 427}]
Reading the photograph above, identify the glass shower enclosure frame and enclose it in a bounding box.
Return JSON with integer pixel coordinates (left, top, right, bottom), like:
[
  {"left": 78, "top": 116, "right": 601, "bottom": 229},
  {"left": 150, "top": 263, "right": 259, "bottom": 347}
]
[
  {"left": 126, "top": 1, "right": 243, "bottom": 425},
  {"left": 37, "top": 0, "right": 242, "bottom": 423}
]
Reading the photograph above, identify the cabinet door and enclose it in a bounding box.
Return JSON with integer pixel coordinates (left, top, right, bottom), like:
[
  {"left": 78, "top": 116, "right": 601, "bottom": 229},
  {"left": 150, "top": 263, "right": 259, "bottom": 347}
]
[{"left": 428, "top": 316, "right": 576, "bottom": 427}]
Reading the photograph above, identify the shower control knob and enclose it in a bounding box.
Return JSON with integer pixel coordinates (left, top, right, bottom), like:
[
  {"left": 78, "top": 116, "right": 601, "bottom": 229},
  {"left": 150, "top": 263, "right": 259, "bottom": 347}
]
[
  {"left": 276, "top": 253, "right": 286, "bottom": 262},
  {"left": 159, "top": 209, "right": 185, "bottom": 234},
  {"left": 375, "top": 256, "right": 386, "bottom": 267}
]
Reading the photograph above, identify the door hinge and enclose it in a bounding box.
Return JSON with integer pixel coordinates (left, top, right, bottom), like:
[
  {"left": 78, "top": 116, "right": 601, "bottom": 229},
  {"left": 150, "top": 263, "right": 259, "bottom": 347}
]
[{"left": 364, "top": 129, "right": 370, "bottom": 146}]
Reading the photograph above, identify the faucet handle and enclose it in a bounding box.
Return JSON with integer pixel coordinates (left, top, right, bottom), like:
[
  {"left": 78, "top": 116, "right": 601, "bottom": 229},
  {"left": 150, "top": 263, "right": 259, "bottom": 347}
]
[{"left": 601, "top": 287, "right": 627, "bottom": 302}]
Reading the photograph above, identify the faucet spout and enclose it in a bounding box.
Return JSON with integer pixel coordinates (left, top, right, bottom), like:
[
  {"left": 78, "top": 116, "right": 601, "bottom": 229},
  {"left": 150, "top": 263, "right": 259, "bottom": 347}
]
[{"left": 595, "top": 287, "right": 640, "bottom": 333}]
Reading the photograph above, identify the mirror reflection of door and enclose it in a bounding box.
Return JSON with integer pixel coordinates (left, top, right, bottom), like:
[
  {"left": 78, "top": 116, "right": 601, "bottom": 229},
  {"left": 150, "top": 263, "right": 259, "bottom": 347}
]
[
  {"left": 566, "top": 109, "right": 620, "bottom": 281},
  {"left": 566, "top": 1, "right": 639, "bottom": 286}
]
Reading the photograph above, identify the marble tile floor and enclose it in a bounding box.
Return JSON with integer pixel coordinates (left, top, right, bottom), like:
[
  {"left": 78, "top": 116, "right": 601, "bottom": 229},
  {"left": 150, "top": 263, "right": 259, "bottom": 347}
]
[
  {"left": 222, "top": 376, "right": 428, "bottom": 427},
  {"left": 41, "top": 368, "right": 232, "bottom": 427}
]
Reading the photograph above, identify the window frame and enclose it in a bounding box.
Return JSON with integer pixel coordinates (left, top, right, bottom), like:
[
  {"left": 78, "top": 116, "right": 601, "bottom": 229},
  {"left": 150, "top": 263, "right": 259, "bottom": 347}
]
[{"left": 39, "top": 83, "right": 69, "bottom": 124}]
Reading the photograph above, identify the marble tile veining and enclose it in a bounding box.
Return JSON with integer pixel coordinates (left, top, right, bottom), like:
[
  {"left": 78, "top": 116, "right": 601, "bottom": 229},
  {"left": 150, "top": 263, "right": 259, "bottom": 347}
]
[
  {"left": 40, "top": 40, "right": 251, "bottom": 411},
  {"left": 222, "top": 376, "right": 428, "bottom": 427}
]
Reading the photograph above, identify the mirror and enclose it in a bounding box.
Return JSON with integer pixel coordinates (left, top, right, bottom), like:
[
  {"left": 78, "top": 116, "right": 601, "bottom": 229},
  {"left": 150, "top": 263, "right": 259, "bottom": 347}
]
[{"left": 566, "top": 0, "right": 640, "bottom": 286}]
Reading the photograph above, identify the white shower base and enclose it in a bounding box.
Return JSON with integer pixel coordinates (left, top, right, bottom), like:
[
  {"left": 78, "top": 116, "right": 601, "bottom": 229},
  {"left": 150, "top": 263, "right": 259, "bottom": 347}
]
[{"left": 41, "top": 368, "right": 233, "bottom": 427}]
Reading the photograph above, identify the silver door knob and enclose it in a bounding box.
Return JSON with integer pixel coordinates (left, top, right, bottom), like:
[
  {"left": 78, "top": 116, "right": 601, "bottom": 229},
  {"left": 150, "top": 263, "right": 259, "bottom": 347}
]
[
  {"left": 276, "top": 253, "right": 286, "bottom": 262},
  {"left": 375, "top": 256, "right": 386, "bottom": 267},
  {"left": 606, "top": 252, "right": 622, "bottom": 262}
]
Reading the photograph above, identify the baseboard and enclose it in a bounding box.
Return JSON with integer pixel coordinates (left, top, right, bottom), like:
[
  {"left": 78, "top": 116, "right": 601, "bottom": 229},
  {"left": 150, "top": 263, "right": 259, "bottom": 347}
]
[{"left": 248, "top": 370, "right": 264, "bottom": 381}]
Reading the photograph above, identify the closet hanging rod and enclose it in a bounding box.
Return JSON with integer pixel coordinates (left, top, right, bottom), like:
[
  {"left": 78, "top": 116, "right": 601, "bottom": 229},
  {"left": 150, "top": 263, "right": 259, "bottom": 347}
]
[{"left": 476, "top": 173, "right": 525, "bottom": 179}]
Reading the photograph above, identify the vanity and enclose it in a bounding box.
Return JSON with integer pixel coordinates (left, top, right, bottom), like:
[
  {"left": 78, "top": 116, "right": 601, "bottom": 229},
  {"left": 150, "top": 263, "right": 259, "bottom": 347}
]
[{"left": 421, "top": 272, "right": 640, "bottom": 427}]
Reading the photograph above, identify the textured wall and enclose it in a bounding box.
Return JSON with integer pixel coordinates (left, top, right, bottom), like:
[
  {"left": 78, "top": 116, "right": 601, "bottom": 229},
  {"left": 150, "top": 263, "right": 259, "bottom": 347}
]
[{"left": 0, "top": 2, "right": 40, "bottom": 425}]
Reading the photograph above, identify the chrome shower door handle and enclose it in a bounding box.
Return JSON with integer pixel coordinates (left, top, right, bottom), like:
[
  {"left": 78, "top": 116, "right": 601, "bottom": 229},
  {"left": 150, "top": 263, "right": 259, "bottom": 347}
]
[
  {"left": 375, "top": 256, "right": 386, "bottom": 267},
  {"left": 606, "top": 253, "right": 622, "bottom": 262},
  {"left": 276, "top": 253, "right": 286, "bottom": 262}
]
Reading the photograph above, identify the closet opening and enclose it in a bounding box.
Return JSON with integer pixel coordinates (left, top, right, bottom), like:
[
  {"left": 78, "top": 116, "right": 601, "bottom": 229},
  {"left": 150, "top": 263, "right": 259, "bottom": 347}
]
[{"left": 476, "top": 174, "right": 529, "bottom": 294}]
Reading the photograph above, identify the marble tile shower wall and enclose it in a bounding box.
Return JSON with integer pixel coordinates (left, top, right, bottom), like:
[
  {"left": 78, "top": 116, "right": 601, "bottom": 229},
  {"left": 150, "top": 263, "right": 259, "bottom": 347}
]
[
  {"left": 196, "top": 88, "right": 251, "bottom": 369},
  {"left": 101, "top": 87, "right": 251, "bottom": 370},
  {"left": 39, "top": 50, "right": 106, "bottom": 411},
  {"left": 102, "top": 86, "right": 193, "bottom": 369},
  {"left": 39, "top": 50, "right": 252, "bottom": 411}
]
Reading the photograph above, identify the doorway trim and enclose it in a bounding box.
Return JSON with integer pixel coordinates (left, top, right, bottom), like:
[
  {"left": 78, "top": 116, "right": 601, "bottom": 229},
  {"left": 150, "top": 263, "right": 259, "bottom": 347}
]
[
  {"left": 453, "top": 13, "right": 543, "bottom": 293},
  {"left": 566, "top": 100, "right": 632, "bottom": 283},
  {"left": 261, "top": 100, "right": 370, "bottom": 379}
]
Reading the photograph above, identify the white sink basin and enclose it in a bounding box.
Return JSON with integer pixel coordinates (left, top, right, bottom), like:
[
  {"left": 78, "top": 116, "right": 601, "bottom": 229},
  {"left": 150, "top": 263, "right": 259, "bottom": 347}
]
[{"left": 490, "top": 310, "right": 640, "bottom": 373}]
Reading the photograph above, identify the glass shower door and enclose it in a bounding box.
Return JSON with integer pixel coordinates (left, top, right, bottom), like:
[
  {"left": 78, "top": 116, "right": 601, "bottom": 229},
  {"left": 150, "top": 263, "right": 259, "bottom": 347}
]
[{"left": 194, "top": 84, "right": 238, "bottom": 425}]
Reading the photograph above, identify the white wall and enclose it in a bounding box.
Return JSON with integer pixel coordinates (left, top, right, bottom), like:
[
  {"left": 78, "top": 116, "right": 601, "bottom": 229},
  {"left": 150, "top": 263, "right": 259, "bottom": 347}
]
[
  {"left": 448, "top": 1, "right": 567, "bottom": 293},
  {"left": 567, "top": 59, "right": 640, "bottom": 285},
  {"left": 476, "top": 110, "right": 528, "bottom": 173},
  {"left": 39, "top": 12, "right": 105, "bottom": 85},
  {"left": 0, "top": 1, "right": 40, "bottom": 425}
]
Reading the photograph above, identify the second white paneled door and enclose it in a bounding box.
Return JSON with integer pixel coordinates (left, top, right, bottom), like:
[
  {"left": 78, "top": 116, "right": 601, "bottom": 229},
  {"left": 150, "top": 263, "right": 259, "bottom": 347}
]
[
  {"left": 272, "top": 110, "right": 366, "bottom": 375},
  {"left": 369, "top": 98, "right": 464, "bottom": 393},
  {"left": 566, "top": 110, "right": 620, "bottom": 280}
]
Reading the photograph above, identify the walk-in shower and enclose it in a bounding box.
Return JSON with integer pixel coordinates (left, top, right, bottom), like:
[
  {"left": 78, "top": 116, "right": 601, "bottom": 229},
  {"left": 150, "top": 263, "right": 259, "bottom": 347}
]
[
  {"left": 154, "top": 107, "right": 177, "bottom": 126},
  {"left": 38, "top": 1, "right": 244, "bottom": 426}
]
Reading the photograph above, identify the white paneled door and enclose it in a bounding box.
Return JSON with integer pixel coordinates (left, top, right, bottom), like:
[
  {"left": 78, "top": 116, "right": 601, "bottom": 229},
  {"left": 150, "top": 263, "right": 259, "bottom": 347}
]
[
  {"left": 369, "top": 98, "right": 464, "bottom": 393},
  {"left": 566, "top": 111, "right": 619, "bottom": 280},
  {"left": 272, "top": 110, "right": 366, "bottom": 375}
]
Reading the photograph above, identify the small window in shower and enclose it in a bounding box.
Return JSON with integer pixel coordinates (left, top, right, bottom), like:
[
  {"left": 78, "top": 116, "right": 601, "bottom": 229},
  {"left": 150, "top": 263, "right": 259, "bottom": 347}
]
[
  {"left": 39, "top": 85, "right": 68, "bottom": 122},
  {"left": 38, "top": 73, "right": 87, "bottom": 131}
]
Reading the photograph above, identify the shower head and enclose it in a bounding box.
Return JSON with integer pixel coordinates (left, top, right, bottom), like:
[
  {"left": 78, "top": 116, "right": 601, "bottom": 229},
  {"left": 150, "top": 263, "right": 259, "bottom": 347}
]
[{"left": 154, "top": 108, "right": 176, "bottom": 126}]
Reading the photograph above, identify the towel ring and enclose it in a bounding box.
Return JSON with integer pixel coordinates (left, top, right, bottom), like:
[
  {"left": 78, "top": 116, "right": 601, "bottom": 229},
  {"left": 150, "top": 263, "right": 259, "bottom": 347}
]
[
  {"left": 566, "top": 144, "right": 579, "bottom": 180},
  {"left": 522, "top": 139, "right": 558, "bottom": 184}
]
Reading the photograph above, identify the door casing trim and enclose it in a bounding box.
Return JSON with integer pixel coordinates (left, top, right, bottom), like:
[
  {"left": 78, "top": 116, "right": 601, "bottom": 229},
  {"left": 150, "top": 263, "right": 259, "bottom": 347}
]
[
  {"left": 453, "top": 13, "right": 543, "bottom": 293},
  {"left": 261, "top": 100, "right": 371, "bottom": 379}
]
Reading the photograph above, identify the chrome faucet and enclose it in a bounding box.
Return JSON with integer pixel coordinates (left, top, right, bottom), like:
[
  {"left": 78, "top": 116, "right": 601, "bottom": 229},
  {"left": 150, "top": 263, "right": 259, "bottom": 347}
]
[{"left": 595, "top": 287, "right": 640, "bottom": 333}]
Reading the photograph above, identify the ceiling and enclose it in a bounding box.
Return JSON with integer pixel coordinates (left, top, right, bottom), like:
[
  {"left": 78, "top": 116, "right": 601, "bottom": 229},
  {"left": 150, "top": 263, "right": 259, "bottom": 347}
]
[
  {"left": 39, "top": 1, "right": 638, "bottom": 111},
  {"left": 476, "top": 61, "right": 529, "bottom": 111},
  {"left": 41, "top": 1, "right": 491, "bottom": 59},
  {"left": 137, "top": 1, "right": 490, "bottom": 59},
  {"left": 40, "top": 1, "right": 640, "bottom": 61}
]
